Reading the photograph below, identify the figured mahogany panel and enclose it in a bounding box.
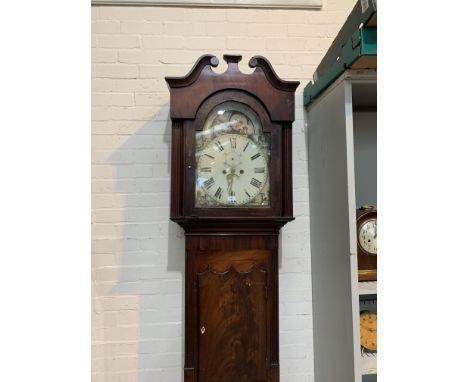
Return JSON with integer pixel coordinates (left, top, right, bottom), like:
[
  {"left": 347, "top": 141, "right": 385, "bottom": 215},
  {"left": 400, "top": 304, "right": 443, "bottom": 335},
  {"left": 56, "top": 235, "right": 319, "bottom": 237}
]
[
  {"left": 198, "top": 266, "right": 267, "bottom": 382},
  {"left": 185, "top": 236, "right": 279, "bottom": 381}
]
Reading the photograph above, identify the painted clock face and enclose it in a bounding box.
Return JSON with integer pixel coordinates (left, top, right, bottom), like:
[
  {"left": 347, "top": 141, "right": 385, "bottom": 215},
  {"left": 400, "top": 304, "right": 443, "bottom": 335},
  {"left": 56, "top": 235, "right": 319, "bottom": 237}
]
[
  {"left": 360, "top": 311, "right": 377, "bottom": 351},
  {"left": 358, "top": 218, "right": 377, "bottom": 255},
  {"left": 195, "top": 102, "right": 270, "bottom": 207}
]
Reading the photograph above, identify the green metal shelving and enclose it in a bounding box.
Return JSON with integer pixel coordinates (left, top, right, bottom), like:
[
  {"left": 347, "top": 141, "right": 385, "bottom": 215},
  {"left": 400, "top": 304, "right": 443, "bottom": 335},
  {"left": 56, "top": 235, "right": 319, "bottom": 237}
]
[{"left": 304, "top": 0, "right": 377, "bottom": 107}]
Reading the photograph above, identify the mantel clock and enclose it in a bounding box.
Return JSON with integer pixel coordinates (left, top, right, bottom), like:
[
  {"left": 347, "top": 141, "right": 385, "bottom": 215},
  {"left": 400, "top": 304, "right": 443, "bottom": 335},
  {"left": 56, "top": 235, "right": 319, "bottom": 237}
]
[
  {"left": 166, "top": 54, "right": 299, "bottom": 382},
  {"left": 357, "top": 205, "right": 377, "bottom": 281}
]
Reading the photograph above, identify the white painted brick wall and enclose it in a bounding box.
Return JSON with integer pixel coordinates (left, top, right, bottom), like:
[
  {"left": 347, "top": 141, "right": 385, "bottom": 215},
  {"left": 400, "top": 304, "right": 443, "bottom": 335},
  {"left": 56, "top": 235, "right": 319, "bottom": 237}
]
[{"left": 92, "top": 2, "right": 354, "bottom": 381}]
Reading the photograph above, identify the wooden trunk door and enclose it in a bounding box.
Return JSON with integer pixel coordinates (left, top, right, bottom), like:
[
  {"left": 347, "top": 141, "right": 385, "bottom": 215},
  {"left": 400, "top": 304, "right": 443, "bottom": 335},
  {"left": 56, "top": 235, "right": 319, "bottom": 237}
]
[{"left": 197, "top": 256, "right": 268, "bottom": 382}]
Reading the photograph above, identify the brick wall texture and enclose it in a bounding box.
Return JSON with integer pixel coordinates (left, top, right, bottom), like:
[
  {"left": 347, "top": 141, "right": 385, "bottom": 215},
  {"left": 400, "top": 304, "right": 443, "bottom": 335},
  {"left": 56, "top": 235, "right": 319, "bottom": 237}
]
[{"left": 91, "top": 1, "right": 354, "bottom": 381}]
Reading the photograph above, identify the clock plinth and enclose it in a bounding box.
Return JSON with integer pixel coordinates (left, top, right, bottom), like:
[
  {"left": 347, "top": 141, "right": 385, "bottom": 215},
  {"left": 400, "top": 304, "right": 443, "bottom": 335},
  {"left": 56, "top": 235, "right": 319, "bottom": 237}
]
[{"left": 166, "top": 54, "right": 299, "bottom": 382}]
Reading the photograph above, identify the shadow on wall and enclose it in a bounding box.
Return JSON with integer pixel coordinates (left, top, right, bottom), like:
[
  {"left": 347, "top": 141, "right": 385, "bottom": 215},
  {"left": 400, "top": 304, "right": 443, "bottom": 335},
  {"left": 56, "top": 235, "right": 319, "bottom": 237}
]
[{"left": 109, "top": 103, "right": 185, "bottom": 381}]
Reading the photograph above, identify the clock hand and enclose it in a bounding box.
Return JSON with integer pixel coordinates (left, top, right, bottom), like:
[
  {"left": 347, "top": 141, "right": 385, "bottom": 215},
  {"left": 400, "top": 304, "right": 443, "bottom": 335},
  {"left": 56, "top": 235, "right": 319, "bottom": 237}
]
[
  {"left": 226, "top": 167, "right": 239, "bottom": 195},
  {"left": 226, "top": 168, "right": 234, "bottom": 194},
  {"left": 227, "top": 177, "right": 233, "bottom": 194}
]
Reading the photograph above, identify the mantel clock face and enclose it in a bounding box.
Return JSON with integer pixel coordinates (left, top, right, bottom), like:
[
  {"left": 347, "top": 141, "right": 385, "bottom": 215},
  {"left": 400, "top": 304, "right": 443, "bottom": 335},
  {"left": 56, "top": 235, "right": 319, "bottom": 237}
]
[
  {"left": 358, "top": 217, "right": 377, "bottom": 255},
  {"left": 357, "top": 205, "right": 377, "bottom": 281},
  {"left": 195, "top": 101, "right": 270, "bottom": 208}
]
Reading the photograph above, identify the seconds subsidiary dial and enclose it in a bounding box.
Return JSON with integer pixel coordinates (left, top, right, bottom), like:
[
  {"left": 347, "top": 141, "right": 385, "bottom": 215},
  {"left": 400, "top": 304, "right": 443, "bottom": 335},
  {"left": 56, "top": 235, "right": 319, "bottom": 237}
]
[{"left": 196, "top": 133, "right": 268, "bottom": 206}]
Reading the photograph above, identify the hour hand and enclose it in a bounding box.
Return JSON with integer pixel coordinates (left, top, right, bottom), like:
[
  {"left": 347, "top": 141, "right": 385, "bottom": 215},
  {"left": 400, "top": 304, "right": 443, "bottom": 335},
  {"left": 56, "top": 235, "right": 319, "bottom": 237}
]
[{"left": 226, "top": 172, "right": 234, "bottom": 194}]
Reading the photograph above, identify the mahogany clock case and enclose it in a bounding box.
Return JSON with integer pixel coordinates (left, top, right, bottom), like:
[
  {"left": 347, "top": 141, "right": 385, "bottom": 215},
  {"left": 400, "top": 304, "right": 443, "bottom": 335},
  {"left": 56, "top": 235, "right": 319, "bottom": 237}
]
[{"left": 165, "top": 55, "right": 299, "bottom": 382}]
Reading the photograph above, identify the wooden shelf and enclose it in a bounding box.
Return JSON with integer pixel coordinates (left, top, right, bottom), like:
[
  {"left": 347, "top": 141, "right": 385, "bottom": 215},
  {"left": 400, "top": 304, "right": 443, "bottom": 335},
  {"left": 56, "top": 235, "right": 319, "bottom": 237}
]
[{"left": 358, "top": 281, "right": 377, "bottom": 295}]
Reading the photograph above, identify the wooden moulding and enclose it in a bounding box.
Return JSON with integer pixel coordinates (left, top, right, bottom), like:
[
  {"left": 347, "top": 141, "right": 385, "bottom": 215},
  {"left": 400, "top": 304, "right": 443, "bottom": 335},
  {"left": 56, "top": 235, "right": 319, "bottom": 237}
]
[{"left": 166, "top": 54, "right": 299, "bottom": 122}]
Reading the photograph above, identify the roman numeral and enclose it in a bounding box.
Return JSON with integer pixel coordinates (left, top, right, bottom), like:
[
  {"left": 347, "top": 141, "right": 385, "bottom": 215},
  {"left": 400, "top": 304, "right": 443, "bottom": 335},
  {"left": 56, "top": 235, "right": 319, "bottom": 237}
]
[
  {"left": 250, "top": 178, "right": 262, "bottom": 188},
  {"left": 254, "top": 167, "right": 265, "bottom": 173},
  {"left": 245, "top": 190, "right": 251, "bottom": 198},
  {"left": 203, "top": 177, "right": 215, "bottom": 189},
  {"left": 230, "top": 137, "right": 237, "bottom": 150},
  {"left": 214, "top": 187, "right": 223, "bottom": 199},
  {"left": 250, "top": 153, "right": 260, "bottom": 160},
  {"left": 200, "top": 167, "right": 211, "bottom": 172},
  {"left": 215, "top": 141, "right": 224, "bottom": 151},
  {"left": 243, "top": 141, "right": 250, "bottom": 152},
  {"left": 204, "top": 154, "right": 214, "bottom": 159}
]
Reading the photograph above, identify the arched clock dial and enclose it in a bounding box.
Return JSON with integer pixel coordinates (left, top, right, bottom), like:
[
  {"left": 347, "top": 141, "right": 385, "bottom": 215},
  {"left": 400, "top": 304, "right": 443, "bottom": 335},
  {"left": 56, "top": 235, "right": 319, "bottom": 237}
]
[
  {"left": 195, "top": 101, "right": 270, "bottom": 208},
  {"left": 196, "top": 133, "right": 268, "bottom": 206}
]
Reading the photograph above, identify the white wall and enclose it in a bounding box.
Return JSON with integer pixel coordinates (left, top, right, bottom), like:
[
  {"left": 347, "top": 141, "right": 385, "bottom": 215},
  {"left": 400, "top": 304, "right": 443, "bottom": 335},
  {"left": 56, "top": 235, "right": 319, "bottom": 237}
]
[{"left": 91, "top": 2, "right": 355, "bottom": 381}]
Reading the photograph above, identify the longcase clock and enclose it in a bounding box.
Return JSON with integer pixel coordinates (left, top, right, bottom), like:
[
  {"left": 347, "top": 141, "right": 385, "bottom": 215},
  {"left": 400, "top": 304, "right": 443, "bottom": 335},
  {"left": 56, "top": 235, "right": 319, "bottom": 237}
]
[{"left": 165, "top": 54, "right": 299, "bottom": 382}]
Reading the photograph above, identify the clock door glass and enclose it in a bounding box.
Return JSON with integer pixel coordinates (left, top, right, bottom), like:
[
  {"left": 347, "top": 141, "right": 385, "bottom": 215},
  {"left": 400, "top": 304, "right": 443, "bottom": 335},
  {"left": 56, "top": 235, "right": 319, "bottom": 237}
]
[
  {"left": 358, "top": 218, "right": 377, "bottom": 255},
  {"left": 195, "top": 101, "right": 270, "bottom": 207}
]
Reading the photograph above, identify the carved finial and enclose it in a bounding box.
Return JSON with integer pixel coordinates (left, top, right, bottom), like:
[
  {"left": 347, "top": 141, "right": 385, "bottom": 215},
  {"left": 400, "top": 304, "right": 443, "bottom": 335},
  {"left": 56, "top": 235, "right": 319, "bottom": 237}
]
[
  {"left": 223, "top": 54, "right": 242, "bottom": 64},
  {"left": 223, "top": 54, "right": 242, "bottom": 72}
]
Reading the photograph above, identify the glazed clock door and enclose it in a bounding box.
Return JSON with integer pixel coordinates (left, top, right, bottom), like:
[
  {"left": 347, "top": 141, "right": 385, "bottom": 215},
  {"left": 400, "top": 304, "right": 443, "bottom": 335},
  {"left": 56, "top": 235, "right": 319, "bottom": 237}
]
[
  {"left": 195, "top": 101, "right": 271, "bottom": 208},
  {"left": 184, "top": 89, "right": 283, "bottom": 218},
  {"left": 197, "top": 252, "right": 268, "bottom": 382}
]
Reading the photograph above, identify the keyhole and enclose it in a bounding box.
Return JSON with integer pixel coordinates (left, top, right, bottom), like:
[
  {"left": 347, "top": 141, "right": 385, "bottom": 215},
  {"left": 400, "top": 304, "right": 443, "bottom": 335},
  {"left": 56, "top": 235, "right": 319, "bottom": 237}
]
[{"left": 200, "top": 326, "right": 206, "bottom": 334}]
